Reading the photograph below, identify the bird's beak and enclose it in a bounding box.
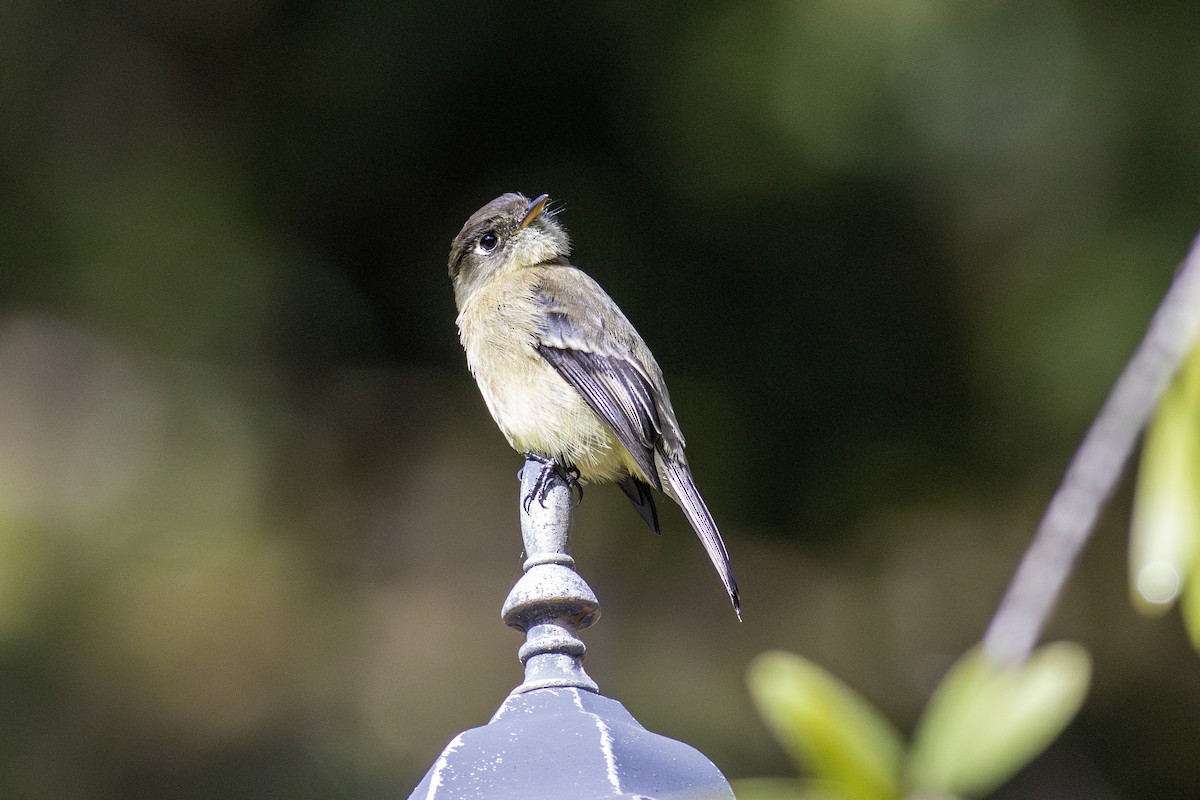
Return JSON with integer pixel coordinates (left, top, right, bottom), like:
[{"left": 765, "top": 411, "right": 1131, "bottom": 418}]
[{"left": 518, "top": 194, "right": 549, "bottom": 231}]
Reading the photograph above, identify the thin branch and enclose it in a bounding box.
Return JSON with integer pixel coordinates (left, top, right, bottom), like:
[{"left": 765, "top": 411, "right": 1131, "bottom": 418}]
[{"left": 982, "top": 233, "right": 1200, "bottom": 667}]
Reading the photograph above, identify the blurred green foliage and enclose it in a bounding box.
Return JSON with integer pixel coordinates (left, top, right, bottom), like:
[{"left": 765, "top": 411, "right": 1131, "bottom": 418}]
[
  {"left": 1131, "top": 342, "right": 1200, "bottom": 642},
  {"left": 906, "top": 643, "right": 1090, "bottom": 798},
  {"left": 2, "top": 0, "right": 1200, "bottom": 797},
  {"left": 746, "top": 651, "right": 904, "bottom": 799},
  {"left": 739, "top": 644, "right": 1090, "bottom": 800}
]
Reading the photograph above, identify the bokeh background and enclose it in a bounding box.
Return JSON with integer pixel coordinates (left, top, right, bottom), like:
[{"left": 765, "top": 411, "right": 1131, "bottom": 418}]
[{"left": 2, "top": 0, "right": 1199, "bottom": 797}]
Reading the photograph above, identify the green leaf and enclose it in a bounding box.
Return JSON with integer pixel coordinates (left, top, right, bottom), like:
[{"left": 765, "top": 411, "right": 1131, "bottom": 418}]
[
  {"left": 730, "top": 778, "right": 856, "bottom": 800},
  {"left": 1181, "top": 571, "right": 1200, "bottom": 651},
  {"left": 907, "top": 643, "right": 1091, "bottom": 798},
  {"left": 747, "top": 651, "right": 903, "bottom": 800},
  {"left": 1130, "top": 342, "right": 1200, "bottom": 615}
]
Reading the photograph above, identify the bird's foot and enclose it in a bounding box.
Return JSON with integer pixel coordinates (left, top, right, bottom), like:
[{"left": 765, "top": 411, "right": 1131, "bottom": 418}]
[
  {"left": 521, "top": 453, "right": 584, "bottom": 512},
  {"left": 565, "top": 464, "right": 584, "bottom": 505}
]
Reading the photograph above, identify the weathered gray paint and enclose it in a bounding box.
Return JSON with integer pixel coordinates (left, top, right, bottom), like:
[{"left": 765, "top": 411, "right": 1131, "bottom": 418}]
[{"left": 409, "top": 687, "right": 734, "bottom": 800}]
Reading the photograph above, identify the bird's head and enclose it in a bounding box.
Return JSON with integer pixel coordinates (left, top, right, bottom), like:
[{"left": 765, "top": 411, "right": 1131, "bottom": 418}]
[{"left": 448, "top": 193, "right": 570, "bottom": 308}]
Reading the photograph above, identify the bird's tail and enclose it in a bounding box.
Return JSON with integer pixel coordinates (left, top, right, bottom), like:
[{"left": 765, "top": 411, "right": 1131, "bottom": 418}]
[{"left": 660, "top": 457, "right": 741, "bottom": 619}]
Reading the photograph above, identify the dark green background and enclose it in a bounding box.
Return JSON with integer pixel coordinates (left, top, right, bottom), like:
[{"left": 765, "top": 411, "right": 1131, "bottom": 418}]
[{"left": 2, "top": 1, "right": 1198, "bottom": 797}]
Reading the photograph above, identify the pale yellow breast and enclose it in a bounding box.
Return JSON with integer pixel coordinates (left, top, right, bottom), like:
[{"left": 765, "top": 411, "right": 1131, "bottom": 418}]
[{"left": 456, "top": 277, "right": 640, "bottom": 484}]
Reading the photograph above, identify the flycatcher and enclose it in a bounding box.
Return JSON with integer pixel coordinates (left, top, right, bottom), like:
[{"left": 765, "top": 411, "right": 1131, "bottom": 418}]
[{"left": 449, "top": 192, "right": 740, "bottom": 617}]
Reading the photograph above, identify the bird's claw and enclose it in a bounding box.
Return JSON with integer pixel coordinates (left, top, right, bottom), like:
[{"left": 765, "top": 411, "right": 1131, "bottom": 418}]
[
  {"left": 521, "top": 453, "right": 583, "bottom": 512},
  {"left": 566, "top": 465, "right": 584, "bottom": 505}
]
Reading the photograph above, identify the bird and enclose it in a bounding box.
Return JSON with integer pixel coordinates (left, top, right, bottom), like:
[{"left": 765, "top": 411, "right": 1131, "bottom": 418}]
[{"left": 449, "top": 192, "right": 739, "bottom": 618}]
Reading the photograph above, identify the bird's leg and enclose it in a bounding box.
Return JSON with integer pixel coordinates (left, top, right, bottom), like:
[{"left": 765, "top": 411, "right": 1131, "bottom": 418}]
[{"left": 521, "top": 453, "right": 583, "bottom": 512}]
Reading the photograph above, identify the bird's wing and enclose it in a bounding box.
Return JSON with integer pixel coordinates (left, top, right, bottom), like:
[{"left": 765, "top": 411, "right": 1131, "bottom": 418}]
[
  {"left": 532, "top": 277, "right": 666, "bottom": 493},
  {"left": 534, "top": 269, "right": 739, "bottom": 616}
]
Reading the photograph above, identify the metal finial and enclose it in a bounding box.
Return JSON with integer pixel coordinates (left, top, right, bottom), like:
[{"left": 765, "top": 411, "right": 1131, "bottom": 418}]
[
  {"left": 408, "top": 455, "right": 735, "bottom": 799},
  {"left": 501, "top": 457, "right": 600, "bottom": 693}
]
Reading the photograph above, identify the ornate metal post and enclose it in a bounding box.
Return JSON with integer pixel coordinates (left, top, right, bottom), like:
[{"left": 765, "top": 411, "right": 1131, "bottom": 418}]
[
  {"left": 408, "top": 457, "right": 734, "bottom": 799},
  {"left": 501, "top": 459, "right": 599, "bottom": 693}
]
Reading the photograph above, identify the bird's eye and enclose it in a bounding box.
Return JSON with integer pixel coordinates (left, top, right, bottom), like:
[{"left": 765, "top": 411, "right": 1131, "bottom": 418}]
[{"left": 478, "top": 232, "right": 499, "bottom": 253}]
